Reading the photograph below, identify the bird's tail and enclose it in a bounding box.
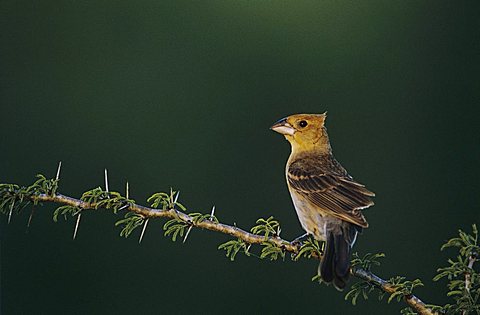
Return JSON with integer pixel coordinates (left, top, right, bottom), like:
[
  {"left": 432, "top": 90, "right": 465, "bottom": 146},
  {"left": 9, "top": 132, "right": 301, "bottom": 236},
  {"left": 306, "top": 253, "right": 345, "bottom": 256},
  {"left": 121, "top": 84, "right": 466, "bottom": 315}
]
[{"left": 319, "top": 222, "right": 361, "bottom": 290}]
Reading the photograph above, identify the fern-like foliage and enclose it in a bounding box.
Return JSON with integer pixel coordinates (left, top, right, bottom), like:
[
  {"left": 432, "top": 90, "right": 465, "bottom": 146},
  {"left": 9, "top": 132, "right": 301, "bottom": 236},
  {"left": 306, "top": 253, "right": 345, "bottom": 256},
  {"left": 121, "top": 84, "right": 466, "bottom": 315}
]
[
  {"left": 345, "top": 280, "right": 380, "bottom": 306},
  {"left": 147, "top": 189, "right": 186, "bottom": 211},
  {"left": 115, "top": 212, "right": 145, "bottom": 238},
  {"left": 0, "top": 174, "right": 59, "bottom": 221},
  {"left": 53, "top": 205, "right": 81, "bottom": 222},
  {"left": 387, "top": 276, "right": 424, "bottom": 303},
  {"left": 434, "top": 224, "right": 479, "bottom": 314},
  {"left": 113, "top": 189, "right": 184, "bottom": 239},
  {"left": 0, "top": 184, "right": 30, "bottom": 219},
  {"left": 293, "top": 237, "right": 322, "bottom": 261},
  {"left": 346, "top": 252, "right": 424, "bottom": 312},
  {"left": 259, "top": 241, "right": 285, "bottom": 261},
  {"left": 218, "top": 238, "right": 250, "bottom": 261},
  {"left": 351, "top": 252, "right": 385, "bottom": 271},
  {"left": 28, "top": 174, "right": 59, "bottom": 196},
  {"left": 81, "top": 187, "right": 135, "bottom": 213},
  {"left": 345, "top": 253, "right": 386, "bottom": 305},
  {"left": 163, "top": 218, "right": 189, "bottom": 241},
  {"left": 250, "top": 216, "right": 281, "bottom": 239}
]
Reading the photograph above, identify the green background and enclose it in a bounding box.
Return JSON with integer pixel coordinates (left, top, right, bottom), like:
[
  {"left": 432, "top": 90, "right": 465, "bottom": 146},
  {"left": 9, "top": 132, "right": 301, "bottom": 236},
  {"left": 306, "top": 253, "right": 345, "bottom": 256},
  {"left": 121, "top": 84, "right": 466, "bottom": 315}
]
[{"left": 1, "top": 1, "right": 479, "bottom": 314}]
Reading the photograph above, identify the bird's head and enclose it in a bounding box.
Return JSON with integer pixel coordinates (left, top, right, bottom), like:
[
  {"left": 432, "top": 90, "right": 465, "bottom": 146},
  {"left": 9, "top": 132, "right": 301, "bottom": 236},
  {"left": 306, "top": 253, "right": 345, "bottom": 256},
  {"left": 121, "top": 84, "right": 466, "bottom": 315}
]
[{"left": 270, "top": 112, "right": 331, "bottom": 154}]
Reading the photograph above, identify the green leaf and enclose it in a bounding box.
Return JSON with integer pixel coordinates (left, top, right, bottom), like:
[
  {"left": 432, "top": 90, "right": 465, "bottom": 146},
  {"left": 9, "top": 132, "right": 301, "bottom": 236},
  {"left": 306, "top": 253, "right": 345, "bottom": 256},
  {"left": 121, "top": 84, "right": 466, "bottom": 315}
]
[
  {"left": 53, "top": 205, "right": 81, "bottom": 222},
  {"left": 163, "top": 218, "right": 188, "bottom": 242},
  {"left": 250, "top": 216, "right": 281, "bottom": 240},
  {"left": 351, "top": 252, "right": 385, "bottom": 271},
  {"left": 260, "top": 241, "right": 285, "bottom": 261},
  {"left": 218, "top": 238, "right": 249, "bottom": 261},
  {"left": 115, "top": 212, "right": 145, "bottom": 238},
  {"left": 292, "top": 237, "right": 322, "bottom": 261}
]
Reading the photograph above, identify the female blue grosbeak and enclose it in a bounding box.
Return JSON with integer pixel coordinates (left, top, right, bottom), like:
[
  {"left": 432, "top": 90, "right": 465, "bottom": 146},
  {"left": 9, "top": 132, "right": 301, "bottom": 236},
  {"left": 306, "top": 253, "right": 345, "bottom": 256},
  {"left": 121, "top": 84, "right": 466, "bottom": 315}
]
[{"left": 271, "top": 113, "right": 374, "bottom": 290}]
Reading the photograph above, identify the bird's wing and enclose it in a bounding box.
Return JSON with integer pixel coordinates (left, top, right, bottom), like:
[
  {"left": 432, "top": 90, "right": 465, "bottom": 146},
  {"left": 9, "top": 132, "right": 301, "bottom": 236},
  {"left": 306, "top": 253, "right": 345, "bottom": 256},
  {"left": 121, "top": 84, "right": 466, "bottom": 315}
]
[{"left": 287, "top": 158, "right": 374, "bottom": 228}]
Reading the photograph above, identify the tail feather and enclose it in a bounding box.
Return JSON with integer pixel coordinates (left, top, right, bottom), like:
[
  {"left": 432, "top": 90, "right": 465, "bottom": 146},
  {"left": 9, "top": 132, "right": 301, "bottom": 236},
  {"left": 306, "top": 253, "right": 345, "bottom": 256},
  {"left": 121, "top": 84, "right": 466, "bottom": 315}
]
[
  {"left": 319, "top": 233, "right": 335, "bottom": 283},
  {"left": 319, "top": 222, "right": 360, "bottom": 291},
  {"left": 333, "top": 233, "right": 350, "bottom": 278}
]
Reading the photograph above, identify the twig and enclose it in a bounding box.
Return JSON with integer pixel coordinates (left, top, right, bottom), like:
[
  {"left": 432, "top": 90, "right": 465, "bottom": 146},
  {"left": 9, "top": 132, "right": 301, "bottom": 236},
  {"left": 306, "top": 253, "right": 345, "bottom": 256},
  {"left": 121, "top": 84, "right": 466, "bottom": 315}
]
[
  {"left": 352, "top": 268, "right": 436, "bottom": 315},
  {"left": 465, "top": 254, "right": 477, "bottom": 293},
  {"left": 463, "top": 254, "right": 477, "bottom": 315}
]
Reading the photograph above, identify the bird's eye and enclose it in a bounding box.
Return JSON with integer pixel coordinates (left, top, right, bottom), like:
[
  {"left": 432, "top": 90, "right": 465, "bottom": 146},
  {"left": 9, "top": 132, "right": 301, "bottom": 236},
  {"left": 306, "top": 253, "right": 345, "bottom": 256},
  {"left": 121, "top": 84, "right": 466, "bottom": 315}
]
[{"left": 299, "top": 120, "right": 308, "bottom": 128}]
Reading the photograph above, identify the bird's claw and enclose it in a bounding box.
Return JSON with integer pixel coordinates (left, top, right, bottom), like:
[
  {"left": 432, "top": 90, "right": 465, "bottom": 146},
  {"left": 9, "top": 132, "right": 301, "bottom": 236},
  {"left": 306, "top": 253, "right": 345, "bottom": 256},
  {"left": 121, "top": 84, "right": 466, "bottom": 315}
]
[{"left": 291, "top": 233, "right": 310, "bottom": 246}]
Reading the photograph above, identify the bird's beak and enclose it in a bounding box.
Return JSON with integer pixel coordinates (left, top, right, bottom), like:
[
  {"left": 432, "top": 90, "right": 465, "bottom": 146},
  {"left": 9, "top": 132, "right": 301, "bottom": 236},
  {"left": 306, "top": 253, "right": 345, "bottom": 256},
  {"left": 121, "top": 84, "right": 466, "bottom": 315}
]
[{"left": 270, "top": 118, "right": 296, "bottom": 136}]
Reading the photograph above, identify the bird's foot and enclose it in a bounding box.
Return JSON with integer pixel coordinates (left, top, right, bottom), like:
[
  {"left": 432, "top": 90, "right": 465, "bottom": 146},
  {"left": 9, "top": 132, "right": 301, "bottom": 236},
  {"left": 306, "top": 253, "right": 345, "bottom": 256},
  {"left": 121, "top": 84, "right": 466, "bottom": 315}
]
[{"left": 291, "top": 233, "right": 311, "bottom": 246}]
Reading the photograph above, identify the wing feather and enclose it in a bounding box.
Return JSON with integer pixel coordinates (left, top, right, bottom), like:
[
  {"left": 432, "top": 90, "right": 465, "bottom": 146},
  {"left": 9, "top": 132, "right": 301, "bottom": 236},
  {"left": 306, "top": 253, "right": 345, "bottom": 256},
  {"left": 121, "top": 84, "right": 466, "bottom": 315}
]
[{"left": 287, "top": 157, "right": 374, "bottom": 228}]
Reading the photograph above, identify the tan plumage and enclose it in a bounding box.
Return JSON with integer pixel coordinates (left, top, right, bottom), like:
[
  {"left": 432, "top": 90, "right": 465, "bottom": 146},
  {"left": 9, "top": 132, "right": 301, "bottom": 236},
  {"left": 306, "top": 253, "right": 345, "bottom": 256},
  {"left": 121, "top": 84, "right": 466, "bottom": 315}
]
[
  {"left": 271, "top": 113, "right": 374, "bottom": 290},
  {"left": 287, "top": 156, "right": 373, "bottom": 228}
]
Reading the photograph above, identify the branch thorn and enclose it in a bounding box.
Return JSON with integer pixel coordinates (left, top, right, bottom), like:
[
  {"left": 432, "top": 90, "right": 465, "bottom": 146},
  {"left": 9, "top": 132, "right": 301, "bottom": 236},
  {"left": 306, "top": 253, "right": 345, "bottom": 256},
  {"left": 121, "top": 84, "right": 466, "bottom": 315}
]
[
  {"left": 174, "top": 190, "right": 180, "bottom": 203},
  {"left": 56, "top": 161, "right": 62, "bottom": 181},
  {"left": 7, "top": 203, "right": 13, "bottom": 224},
  {"left": 104, "top": 169, "right": 109, "bottom": 193},
  {"left": 73, "top": 212, "right": 82, "bottom": 240},
  {"left": 209, "top": 205, "right": 216, "bottom": 221},
  {"left": 139, "top": 218, "right": 149, "bottom": 244},
  {"left": 183, "top": 225, "right": 193, "bottom": 243},
  {"left": 26, "top": 207, "right": 36, "bottom": 232}
]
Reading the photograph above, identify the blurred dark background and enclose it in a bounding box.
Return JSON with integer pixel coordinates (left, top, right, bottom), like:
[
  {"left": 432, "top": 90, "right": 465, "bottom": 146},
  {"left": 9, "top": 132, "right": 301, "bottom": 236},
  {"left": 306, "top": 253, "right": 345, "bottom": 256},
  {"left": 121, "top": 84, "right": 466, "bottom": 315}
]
[{"left": 1, "top": 1, "right": 479, "bottom": 314}]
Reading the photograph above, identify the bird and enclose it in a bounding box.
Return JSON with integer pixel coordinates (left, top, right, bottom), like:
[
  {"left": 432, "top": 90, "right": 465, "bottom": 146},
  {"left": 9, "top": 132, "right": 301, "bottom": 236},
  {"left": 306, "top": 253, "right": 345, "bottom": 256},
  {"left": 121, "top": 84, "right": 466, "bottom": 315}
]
[{"left": 270, "top": 112, "right": 375, "bottom": 290}]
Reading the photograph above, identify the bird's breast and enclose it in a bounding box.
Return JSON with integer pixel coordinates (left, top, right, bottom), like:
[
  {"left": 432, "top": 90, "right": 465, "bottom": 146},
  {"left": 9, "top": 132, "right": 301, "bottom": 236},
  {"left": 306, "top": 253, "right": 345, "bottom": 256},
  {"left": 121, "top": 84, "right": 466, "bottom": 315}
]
[{"left": 289, "top": 190, "right": 329, "bottom": 241}]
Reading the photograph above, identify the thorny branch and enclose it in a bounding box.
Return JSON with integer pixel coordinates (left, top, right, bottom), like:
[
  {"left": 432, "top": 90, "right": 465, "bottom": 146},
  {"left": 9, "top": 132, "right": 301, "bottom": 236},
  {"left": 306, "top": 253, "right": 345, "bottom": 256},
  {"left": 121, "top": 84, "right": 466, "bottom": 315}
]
[
  {"left": 0, "top": 164, "right": 438, "bottom": 315},
  {"left": 352, "top": 269, "right": 435, "bottom": 315},
  {"left": 33, "top": 193, "right": 297, "bottom": 251},
  {"left": 27, "top": 192, "right": 435, "bottom": 315}
]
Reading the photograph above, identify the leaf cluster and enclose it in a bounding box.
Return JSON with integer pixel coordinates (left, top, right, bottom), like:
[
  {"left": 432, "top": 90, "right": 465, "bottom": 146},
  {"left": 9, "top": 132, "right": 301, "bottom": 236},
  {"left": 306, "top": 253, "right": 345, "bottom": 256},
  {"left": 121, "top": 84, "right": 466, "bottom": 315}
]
[
  {"left": 250, "top": 216, "right": 287, "bottom": 260},
  {"left": 163, "top": 218, "right": 189, "bottom": 241},
  {"left": 218, "top": 216, "right": 289, "bottom": 261},
  {"left": 52, "top": 187, "right": 136, "bottom": 223},
  {"left": 345, "top": 280, "right": 381, "bottom": 306},
  {"left": 351, "top": 252, "right": 385, "bottom": 271},
  {"left": 293, "top": 237, "right": 322, "bottom": 261},
  {"left": 251, "top": 216, "right": 281, "bottom": 239},
  {"left": 114, "top": 190, "right": 184, "bottom": 239},
  {"left": 147, "top": 189, "right": 185, "bottom": 211},
  {"left": 218, "top": 238, "right": 251, "bottom": 261},
  {"left": 345, "top": 253, "right": 386, "bottom": 305},
  {"left": 0, "top": 183, "right": 31, "bottom": 219},
  {"left": 387, "top": 276, "right": 424, "bottom": 304},
  {"left": 115, "top": 212, "right": 145, "bottom": 238},
  {"left": 346, "top": 252, "right": 424, "bottom": 311},
  {"left": 162, "top": 212, "right": 219, "bottom": 242},
  {"left": 81, "top": 187, "right": 135, "bottom": 213},
  {"left": 434, "top": 224, "right": 480, "bottom": 314},
  {"left": 0, "top": 174, "right": 58, "bottom": 221}
]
